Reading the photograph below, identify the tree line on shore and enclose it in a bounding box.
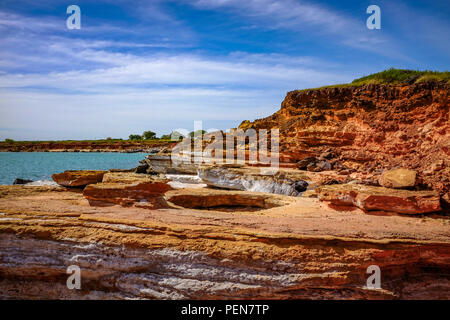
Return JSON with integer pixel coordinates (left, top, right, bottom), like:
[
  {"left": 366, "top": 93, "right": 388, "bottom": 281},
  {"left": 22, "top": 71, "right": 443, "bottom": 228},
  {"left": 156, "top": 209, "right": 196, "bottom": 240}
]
[
  {"left": 128, "top": 130, "right": 206, "bottom": 141},
  {"left": 1, "top": 130, "right": 208, "bottom": 143}
]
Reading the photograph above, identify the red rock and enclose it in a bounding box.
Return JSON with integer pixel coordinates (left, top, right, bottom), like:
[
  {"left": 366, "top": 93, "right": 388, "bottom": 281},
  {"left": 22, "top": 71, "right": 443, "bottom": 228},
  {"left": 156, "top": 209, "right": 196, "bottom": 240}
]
[
  {"left": 316, "top": 184, "right": 441, "bottom": 214},
  {"left": 242, "top": 82, "right": 450, "bottom": 196},
  {"left": 52, "top": 170, "right": 106, "bottom": 187},
  {"left": 83, "top": 180, "right": 172, "bottom": 209},
  {"left": 379, "top": 168, "right": 417, "bottom": 189},
  {"left": 165, "top": 188, "right": 286, "bottom": 210}
]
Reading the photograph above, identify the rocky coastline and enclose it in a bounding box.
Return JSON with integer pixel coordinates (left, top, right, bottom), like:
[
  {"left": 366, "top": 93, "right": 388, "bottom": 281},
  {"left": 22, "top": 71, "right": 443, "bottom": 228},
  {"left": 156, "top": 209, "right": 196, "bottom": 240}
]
[
  {"left": 1, "top": 82, "right": 449, "bottom": 299},
  {"left": 0, "top": 141, "right": 174, "bottom": 153}
]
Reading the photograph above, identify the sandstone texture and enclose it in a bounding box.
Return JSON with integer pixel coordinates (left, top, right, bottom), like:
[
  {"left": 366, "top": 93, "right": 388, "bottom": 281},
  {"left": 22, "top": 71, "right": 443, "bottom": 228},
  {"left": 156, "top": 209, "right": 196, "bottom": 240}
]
[
  {"left": 165, "top": 188, "right": 288, "bottom": 211},
  {"left": 52, "top": 170, "right": 106, "bottom": 187},
  {"left": 83, "top": 179, "right": 171, "bottom": 209},
  {"left": 1, "top": 82, "right": 449, "bottom": 300},
  {"left": 0, "top": 185, "right": 449, "bottom": 299},
  {"left": 102, "top": 172, "right": 162, "bottom": 184},
  {"left": 379, "top": 168, "right": 417, "bottom": 189},
  {"left": 143, "top": 155, "right": 199, "bottom": 174},
  {"left": 241, "top": 83, "right": 449, "bottom": 198},
  {"left": 315, "top": 184, "right": 441, "bottom": 214}
]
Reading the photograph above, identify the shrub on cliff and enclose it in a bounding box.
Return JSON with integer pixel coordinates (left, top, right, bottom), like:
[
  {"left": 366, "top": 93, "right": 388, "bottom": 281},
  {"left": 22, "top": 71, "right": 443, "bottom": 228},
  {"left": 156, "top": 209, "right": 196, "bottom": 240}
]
[
  {"left": 142, "top": 131, "right": 157, "bottom": 140},
  {"left": 4, "top": 138, "right": 14, "bottom": 143},
  {"left": 298, "top": 68, "right": 449, "bottom": 92},
  {"left": 352, "top": 68, "right": 450, "bottom": 85},
  {"left": 129, "top": 134, "right": 142, "bottom": 141}
]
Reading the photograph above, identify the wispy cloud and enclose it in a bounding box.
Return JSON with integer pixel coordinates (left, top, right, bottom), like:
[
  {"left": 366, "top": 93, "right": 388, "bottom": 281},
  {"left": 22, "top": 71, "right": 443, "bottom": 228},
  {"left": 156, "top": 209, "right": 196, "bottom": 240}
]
[
  {"left": 185, "top": 0, "right": 399, "bottom": 55},
  {"left": 189, "top": 0, "right": 350, "bottom": 31},
  {"left": 0, "top": 0, "right": 448, "bottom": 140},
  {"left": 0, "top": 52, "right": 351, "bottom": 91}
]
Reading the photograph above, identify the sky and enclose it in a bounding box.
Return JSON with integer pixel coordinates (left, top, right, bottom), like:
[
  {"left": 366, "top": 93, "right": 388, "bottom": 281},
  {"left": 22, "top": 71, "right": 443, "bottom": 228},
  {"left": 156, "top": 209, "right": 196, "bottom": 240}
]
[{"left": 0, "top": 0, "right": 449, "bottom": 140}]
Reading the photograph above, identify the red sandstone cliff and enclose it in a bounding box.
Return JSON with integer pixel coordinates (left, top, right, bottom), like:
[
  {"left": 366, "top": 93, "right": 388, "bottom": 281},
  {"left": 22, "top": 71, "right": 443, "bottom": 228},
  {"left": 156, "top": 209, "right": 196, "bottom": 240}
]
[{"left": 240, "top": 82, "right": 449, "bottom": 198}]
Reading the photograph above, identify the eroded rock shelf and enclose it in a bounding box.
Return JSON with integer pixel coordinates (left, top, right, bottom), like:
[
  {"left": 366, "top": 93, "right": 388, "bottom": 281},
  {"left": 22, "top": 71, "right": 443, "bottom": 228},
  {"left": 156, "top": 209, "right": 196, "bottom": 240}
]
[{"left": 1, "top": 82, "right": 449, "bottom": 300}]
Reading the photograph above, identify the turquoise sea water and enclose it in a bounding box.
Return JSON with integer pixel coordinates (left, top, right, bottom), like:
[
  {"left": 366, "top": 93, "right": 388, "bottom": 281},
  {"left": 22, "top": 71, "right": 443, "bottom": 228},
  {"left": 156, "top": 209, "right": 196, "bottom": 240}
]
[{"left": 0, "top": 152, "right": 147, "bottom": 185}]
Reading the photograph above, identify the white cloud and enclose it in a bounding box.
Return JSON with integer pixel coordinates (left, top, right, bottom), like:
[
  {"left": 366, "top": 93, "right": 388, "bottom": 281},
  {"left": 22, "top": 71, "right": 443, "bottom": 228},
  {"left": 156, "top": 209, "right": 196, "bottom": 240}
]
[
  {"left": 0, "top": 50, "right": 352, "bottom": 139},
  {"left": 0, "top": 52, "right": 350, "bottom": 90}
]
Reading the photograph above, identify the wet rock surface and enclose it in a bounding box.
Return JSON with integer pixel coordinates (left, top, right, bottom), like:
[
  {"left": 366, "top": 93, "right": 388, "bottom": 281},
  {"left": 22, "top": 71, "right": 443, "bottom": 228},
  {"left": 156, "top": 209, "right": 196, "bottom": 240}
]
[{"left": 13, "top": 178, "right": 33, "bottom": 185}]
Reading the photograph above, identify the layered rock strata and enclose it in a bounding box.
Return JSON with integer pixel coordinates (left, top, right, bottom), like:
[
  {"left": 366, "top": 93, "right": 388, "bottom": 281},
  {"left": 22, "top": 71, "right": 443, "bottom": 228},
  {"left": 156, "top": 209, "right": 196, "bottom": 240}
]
[
  {"left": 240, "top": 83, "right": 449, "bottom": 198},
  {"left": 83, "top": 172, "right": 171, "bottom": 209},
  {"left": 315, "top": 184, "right": 441, "bottom": 214},
  {"left": 165, "top": 188, "right": 288, "bottom": 211},
  {"left": 0, "top": 185, "right": 449, "bottom": 299}
]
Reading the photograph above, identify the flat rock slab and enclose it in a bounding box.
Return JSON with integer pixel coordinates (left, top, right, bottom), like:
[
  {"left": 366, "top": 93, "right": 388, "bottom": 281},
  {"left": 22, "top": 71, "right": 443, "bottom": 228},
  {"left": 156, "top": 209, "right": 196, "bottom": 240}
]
[
  {"left": 83, "top": 180, "right": 172, "bottom": 209},
  {"left": 165, "top": 188, "right": 291, "bottom": 211},
  {"left": 316, "top": 184, "right": 441, "bottom": 214},
  {"left": 1, "top": 185, "right": 449, "bottom": 299},
  {"left": 52, "top": 170, "right": 106, "bottom": 187}
]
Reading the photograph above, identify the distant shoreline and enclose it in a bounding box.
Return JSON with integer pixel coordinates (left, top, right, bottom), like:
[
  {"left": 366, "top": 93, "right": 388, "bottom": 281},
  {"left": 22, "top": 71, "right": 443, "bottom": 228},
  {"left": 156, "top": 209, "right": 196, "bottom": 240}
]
[{"left": 0, "top": 140, "right": 175, "bottom": 153}]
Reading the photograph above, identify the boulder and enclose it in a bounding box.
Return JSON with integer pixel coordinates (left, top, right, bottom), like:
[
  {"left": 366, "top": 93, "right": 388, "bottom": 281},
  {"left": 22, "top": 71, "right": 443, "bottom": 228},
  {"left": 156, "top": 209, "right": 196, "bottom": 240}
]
[
  {"left": 299, "top": 158, "right": 332, "bottom": 172},
  {"left": 13, "top": 178, "right": 33, "bottom": 185},
  {"left": 83, "top": 179, "right": 172, "bottom": 208},
  {"left": 134, "top": 164, "right": 149, "bottom": 174},
  {"left": 297, "top": 157, "right": 317, "bottom": 170},
  {"left": 316, "top": 184, "right": 441, "bottom": 214},
  {"left": 52, "top": 170, "right": 106, "bottom": 187},
  {"left": 317, "top": 161, "right": 332, "bottom": 171},
  {"left": 379, "top": 169, "right": 417, "bottom": 189},
  {"left": 293, "top": 180, "right": 309, "bottom": 192}
]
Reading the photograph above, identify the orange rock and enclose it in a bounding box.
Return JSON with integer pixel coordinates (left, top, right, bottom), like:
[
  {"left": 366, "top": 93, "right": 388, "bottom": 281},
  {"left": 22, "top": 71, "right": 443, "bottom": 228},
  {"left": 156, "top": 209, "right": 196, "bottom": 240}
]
[
  {"left": 242, "top": 82, "right": 450, "bottom": 196},
  {"left": 379, "top": 168, "right": 417, "bottom": 189},
  {"left": 83, "top": 180, "right": 172, "bottom": 209},
  {"left": 316, "top": 184, "right": 441, "bottom": 214},
  {"left": 165, "top": 188, "right": 288, "bottom": 211},
  {"left": 52, "top": 170, "right": 106, "bottom": 187}
]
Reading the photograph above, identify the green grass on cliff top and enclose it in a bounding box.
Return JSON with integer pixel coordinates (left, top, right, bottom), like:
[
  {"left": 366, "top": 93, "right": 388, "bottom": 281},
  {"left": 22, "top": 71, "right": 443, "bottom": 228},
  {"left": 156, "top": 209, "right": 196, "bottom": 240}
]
[{"left": 297, "top": 68, "right": 450, "bottom": 92}]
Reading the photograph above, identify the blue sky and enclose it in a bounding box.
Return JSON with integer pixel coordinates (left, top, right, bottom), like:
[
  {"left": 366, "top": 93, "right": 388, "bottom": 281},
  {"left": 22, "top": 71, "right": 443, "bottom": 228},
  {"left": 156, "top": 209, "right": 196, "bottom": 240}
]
[{"left": 0, "top": 0, "right": 449, "bottom": 140}]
